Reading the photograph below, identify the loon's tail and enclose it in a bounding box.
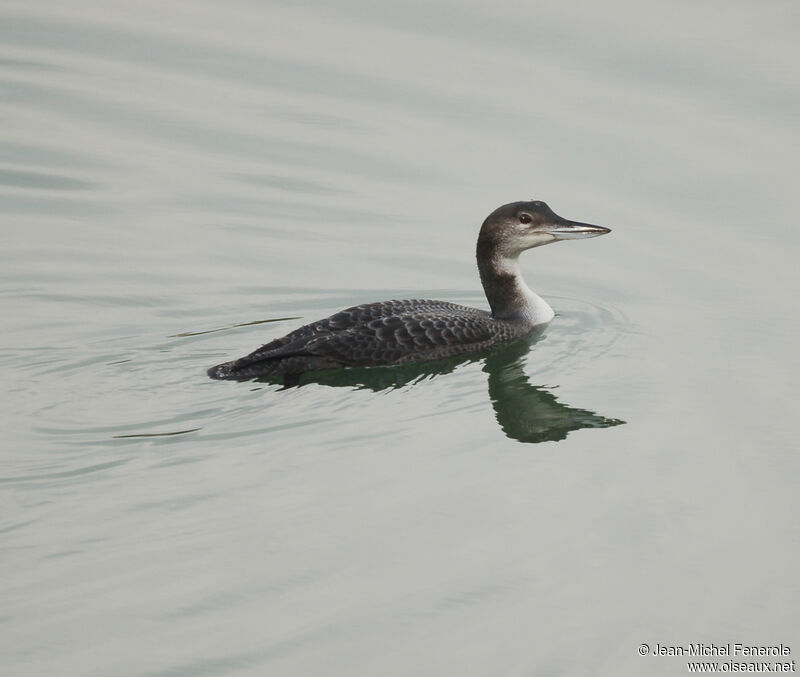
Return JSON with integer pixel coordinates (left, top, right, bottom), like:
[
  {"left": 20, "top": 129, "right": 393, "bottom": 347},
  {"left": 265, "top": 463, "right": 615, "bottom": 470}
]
[
  {"left": 208, "top": 350, "right": 338, "bottom": 382},
  {"left": 206, "top": 356, "right": 296, "bottom": 381},
  {"left": 207, "top": 361, "right": 237, "bottom": 380}
]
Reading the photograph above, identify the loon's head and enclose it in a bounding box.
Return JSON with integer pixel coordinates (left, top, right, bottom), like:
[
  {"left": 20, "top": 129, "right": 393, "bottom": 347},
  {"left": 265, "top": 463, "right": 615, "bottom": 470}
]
[{"left": 478, "top": 200, "right": 610, "bottom": 259}]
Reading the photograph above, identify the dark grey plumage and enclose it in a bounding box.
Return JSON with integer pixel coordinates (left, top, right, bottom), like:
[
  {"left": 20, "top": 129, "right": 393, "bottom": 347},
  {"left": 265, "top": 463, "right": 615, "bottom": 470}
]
[
  {"left": 208, "top": 200, "right": 610, "bottom": 382},
  {"left": 207, "top": 299, "right": 525, "bottom": 381}
]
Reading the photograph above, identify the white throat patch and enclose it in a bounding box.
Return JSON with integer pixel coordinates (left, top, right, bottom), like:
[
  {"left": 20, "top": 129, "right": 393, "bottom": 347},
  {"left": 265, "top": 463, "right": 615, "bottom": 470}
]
[{"left": 492, "top": 254, "right": 555, "bottom": 326}]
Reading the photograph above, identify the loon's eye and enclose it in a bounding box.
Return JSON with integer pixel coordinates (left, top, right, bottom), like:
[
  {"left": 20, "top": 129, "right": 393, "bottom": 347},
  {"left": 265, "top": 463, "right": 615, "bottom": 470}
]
[{"left": 519, "top": 213, "right": 532, "bottom": 224}]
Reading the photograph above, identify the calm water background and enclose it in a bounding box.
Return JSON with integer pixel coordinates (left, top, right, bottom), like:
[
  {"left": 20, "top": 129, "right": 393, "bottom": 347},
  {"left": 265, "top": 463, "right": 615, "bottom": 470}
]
[{"left": 2, "top": 1, "right": 798, "bottom": 675}]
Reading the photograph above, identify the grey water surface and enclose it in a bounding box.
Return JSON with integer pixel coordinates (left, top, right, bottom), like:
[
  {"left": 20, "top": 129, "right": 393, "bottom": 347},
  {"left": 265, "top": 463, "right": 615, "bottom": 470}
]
[{"left": 1, "top": 1, "right": 798, "bottom": 676}]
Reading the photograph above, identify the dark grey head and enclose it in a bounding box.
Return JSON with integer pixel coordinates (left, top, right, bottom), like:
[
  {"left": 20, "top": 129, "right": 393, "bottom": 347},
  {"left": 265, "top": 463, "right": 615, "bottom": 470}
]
[{"left": 477, "top": 200, "right": 610, "bottom": 260}]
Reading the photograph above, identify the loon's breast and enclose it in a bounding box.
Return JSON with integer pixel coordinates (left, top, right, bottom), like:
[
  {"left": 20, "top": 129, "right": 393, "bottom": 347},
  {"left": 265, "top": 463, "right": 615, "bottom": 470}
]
[{"left": 207, "top": 299, "right": 533, "bottom": 381}]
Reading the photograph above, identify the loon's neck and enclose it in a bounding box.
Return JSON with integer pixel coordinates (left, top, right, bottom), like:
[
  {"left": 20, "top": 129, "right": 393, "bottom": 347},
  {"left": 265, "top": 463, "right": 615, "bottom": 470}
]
[{"left": 478, "top": 253, "right": 554, "bottom": 327}]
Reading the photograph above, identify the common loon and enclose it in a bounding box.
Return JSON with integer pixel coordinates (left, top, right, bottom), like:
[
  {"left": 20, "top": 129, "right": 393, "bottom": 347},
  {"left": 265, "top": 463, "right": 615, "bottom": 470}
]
[{"left": 207, "top": 200, "right": 610, "bottom": 382}]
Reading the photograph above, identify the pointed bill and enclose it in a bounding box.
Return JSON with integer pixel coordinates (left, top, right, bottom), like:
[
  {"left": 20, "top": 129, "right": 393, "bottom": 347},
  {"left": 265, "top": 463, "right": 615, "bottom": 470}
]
[{"left": 545, "top": 219, "right": 611, "bottom": 240}]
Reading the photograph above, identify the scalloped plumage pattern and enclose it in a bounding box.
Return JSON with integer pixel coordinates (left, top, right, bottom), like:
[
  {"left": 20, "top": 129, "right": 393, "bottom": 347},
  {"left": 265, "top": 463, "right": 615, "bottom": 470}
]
[{"left": 207, "top": 299, "right": 528, "bottom": 380}]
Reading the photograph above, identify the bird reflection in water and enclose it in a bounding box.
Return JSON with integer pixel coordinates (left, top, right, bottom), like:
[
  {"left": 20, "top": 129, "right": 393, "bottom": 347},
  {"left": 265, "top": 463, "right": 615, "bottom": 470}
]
[{"left": 259, "top": 329, "right": 624, "bottom": 444}]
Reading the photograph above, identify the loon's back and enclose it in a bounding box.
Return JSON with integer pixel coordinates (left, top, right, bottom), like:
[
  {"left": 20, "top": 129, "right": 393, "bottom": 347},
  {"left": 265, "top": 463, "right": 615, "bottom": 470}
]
[{"left": 207, "top": 299, "right": 528, "bottom": 381}]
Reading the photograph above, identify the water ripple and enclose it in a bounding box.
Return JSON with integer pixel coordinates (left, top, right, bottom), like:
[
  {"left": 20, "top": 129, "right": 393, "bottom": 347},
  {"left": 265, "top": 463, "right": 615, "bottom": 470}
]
[
  {"left": 0, "top": 168, "right": 95, "bottom": 190},
  {"left": 0, "top": 459, "right": 129, "bottom": 485}
]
